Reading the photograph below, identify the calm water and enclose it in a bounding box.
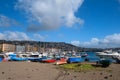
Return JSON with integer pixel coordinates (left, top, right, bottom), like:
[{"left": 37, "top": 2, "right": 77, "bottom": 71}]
[
  {"left": 83, "top": 52, "right": 100, "bottom": 62},
  {"left": 84, "top": 52, "right": 115, "bottom": 62}
]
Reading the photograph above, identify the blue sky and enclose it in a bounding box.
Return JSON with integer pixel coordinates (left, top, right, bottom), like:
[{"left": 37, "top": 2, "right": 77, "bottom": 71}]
[{"left": 0, "top": 0, "right": 120, "bottom": 48}]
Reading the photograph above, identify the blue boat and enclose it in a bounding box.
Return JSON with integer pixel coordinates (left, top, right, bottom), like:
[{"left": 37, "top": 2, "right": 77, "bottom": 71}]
[
  {"left": 67, "top": 57, "right": 84, "bottom": 63},
  {"left": 8, "top": 54, "right": 28, "bottom": 61},
  {"left": 11, "top": 57, "right": 28, "bottom": 61},
  {"left": 0, "top": 58, "right": 2, "bottom": 62},
  {"left": 9, "top": 54, "right": 17, "bottom": 58}
]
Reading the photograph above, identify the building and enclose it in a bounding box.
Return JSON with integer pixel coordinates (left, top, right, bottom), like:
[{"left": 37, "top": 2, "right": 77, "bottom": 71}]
[
  {"left": 16, "top": 45, "right": 25, "bottom": 52},
  {"left": 25, "top": 44, "right": 38, "bottom": 52},
  {"left": 0, "top": 43, "right": 15, "bottom": 52}
]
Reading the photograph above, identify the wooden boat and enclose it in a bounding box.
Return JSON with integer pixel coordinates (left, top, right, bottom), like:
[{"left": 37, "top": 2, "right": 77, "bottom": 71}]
[
  {"left": 67, "top": 57, "right": 83, "bottom": 63},
  {"left": 81, "top": 52, "right": 88, "bottom": 57},
  {"left": 28, "top": 57, "right": 42, "bottom": 62},
  {"left": 97, "top": 59, "right": 112, "bottom": 67},
  {"left": 56, "top": 58, "right": 67, "bottom": 65},
  {"left": 10, "top": 57, "right": 28, "bottom": 61},
  {"left": 42, "top": 58, "right": 56, "bottom": 63}
]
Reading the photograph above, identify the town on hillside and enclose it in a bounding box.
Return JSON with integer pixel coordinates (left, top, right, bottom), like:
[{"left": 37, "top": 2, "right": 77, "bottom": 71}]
[{"left": 0, "top": 40, "right": 120, "bottom": 53}]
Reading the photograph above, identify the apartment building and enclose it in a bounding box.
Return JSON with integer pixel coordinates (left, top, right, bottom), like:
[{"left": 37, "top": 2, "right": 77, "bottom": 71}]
[
  {"left": 16, "top": 45, "right": 25, "bottom": 52},
  {"left": 0, "top": 43, "right": 15, "bottom": 52},
  {"left": 25, "top": 44, "right": 38, "bottom": 52}
]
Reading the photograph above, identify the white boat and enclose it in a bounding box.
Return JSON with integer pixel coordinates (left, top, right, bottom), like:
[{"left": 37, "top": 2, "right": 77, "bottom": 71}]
[{"left": 96, "top": 50, "right": 120, "bottom": 58}]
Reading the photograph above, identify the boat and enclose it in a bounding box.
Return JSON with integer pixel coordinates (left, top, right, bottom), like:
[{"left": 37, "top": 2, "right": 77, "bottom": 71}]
[
  {"left": 67, "top": 57, "right": 84, "bottom": 63},
  {"left": 80, "top": 52, "right": 88, "bottom": 57},
  {"left": 27, "top": 52, "right": 43, "bottom": 62},
  {"left": 97, "top": 58, "right": 112, "bottom": 67},
  {"left": 96, "top": 50, "right": 120, "bottom": 59},
  {"left": 7, "top": 53, "right": 28, "bottom": 61},
  {"left": 56, "top": 58, "right": 67, "bottom": 65},
  {"left": 42, "top": 58, "right": 56, "bottom": 63},
  {"left": 10, "top": 57, "right": 28, "bottom": 61},
  {"left": 0, "top": 54, "right": 4, "bottom": 62}
]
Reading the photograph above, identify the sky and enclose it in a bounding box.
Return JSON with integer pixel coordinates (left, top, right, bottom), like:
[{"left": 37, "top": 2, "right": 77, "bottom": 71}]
[{"left": 0, "top": 0, "right": 120, "bottom": 48}]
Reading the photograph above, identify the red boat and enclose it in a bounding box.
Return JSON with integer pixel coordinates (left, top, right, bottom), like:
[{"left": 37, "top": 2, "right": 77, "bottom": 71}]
[
  {"left": 42, "top": 59, "right": 56, "bottom": 63},
  {"left": 56, "top": 58, "right": 67, "bottom": 65}
]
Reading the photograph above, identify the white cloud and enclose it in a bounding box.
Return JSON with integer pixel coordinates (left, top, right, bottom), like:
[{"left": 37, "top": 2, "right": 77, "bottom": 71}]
[
  {"left": 71, "top": 40, "right": 80, "bottom": 46},
  {"left": 15, "top": 0, "right": 84, "bottom": 32},
  {"left": 0, "top": 14, "right": 20, "bottom": 27},
  {"left": 0, "top": 31, "right": 46, "bottom": 41},
  {"left": 71, "top": 33, "right": 120, "bottom": 48},
  {"left": 0, "top": 31, "right": 30, "bottom": 40},
  {"left": 33, "top": 34, "right": 47, "bottom": 41}
]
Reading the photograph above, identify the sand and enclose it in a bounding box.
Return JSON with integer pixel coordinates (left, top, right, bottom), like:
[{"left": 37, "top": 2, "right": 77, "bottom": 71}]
[
  {"left": 0, "top": 62, "right": 59, "bottom": 80},
  {"left": 0, "top": 62, "right": 120, "bottom": 80}
]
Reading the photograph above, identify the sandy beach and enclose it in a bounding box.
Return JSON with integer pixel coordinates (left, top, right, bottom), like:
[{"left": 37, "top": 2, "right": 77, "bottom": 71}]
[
  {"left": 0, "top": 62, "right": 120, "bottom": 80},
  {"left": 0, "top": 62, "right": 59, "bottom": 80}
]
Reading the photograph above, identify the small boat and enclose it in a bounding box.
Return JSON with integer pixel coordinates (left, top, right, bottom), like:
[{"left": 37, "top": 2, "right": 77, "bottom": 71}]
[
  {"left": 11, "top": 57, "right": 28, "bottom": 61},
  {"left": 28, "top": 57, "right": 42, "bottom": 62},
  {"left": 56, "top": 58, "right": 67, "bottom": 65},
  {"left": 0, "top": 58, "right": 2, "bottom": 62},
  {"left": 97, "top": 58, "right": 112, "bottom": 67},
  {"left": 28, "top": 52, "right": 43, "bottom": 62},
  {"left": 80, "top": 52, "right": 88, "bottom": 57},
  {"left": 0, "top": 54, "right": 4, "bottom": 62},
  {"left": 67, "top": 57, "right": 83, "bottom": 63},
  {"left": 42, "top": 58, "right": 56, "bottom": 63}
]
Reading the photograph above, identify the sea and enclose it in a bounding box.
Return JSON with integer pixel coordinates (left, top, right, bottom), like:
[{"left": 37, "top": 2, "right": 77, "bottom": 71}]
[
  {"left": 83, "top": 52, "right": 100, "bottom": 62},
  {"left": 84, "top": 52, "right": 115, "bottom": 62}
]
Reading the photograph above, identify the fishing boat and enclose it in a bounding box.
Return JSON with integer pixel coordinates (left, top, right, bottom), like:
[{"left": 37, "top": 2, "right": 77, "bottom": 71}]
[
  {"left": 67, "top": 57, "right": 83, "bottom": 63},
  {"left": 27, "top": 52, "right": 42, "bottom": 62},
  {"left": 0, "top": 54, "right": 4, "bottom": 62},
  {"left": 56, "top": 58, "right": 67, "bottom": 65},
  {"left": 7, "top": 53, "right": 28, "bottom": 61},
  {"left": 42, "top": 58, "right": 56, "bottom": 63},
  {"left": 97, "top": 58, "right": 112, "bottom": 67},
  {"left": 80, "top": 52, "right": 88, "bottom": 57},
  {"left": 10, "top": 57, "right": 28, "bottom": 61}
]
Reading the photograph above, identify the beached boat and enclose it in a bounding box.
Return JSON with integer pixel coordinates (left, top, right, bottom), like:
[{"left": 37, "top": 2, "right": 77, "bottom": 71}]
[
  {"left": 27, "top": 52, "right": 43, "bottom": 62},
  {"left": 97, "top": 59, "right": 112, "bottom": 67},
  {"left": 42, "top": 58, "right": 56, "bottom": 63},
  {"left": 56, "top": 58, "right": 67, "bottom": 65},
  {"left": 11, "top": 57, "right": 28, "bottom": 61},
  {"left": 27, "top": 57, "right": 42, "bottom": 62},
  {"left": 0, "top": 54, "right": 4, "bottom": 62},
  {"left": 7, "top": 53, "right": 28, "bottom": 61},
  {"left": 67, "top": 57, "right": 83, "bottom": 63}
]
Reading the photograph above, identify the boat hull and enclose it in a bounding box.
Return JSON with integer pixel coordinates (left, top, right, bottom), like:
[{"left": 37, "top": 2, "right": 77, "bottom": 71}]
[
  {"left": 42, "top": 59, "right": 56, "bottom": 63},
  {"left": 67, "top": 57, "right": 83, "bottom": 63}
]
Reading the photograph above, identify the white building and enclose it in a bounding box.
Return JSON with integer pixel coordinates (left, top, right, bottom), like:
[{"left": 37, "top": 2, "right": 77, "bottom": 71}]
[{"left": 16, "top": 45, "right": 25, "bottom": 53}]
